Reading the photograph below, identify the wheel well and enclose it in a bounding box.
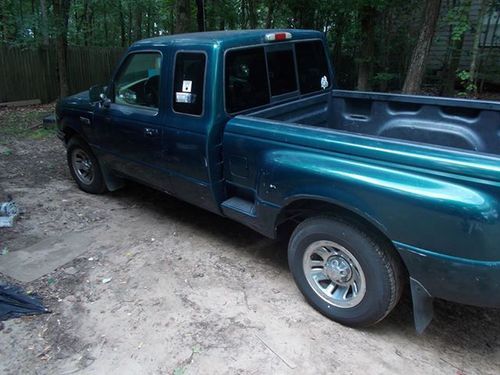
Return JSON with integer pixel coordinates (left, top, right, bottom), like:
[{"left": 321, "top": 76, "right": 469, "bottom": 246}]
[
  {"left": 276, "top": 198, "right": 408, "bottom": 280},
  {"left": 276, "top": 199, "right": 396, "bottom": 254},
  {"left": 63, "top": 127, "right": 78, "bottom": 144}
]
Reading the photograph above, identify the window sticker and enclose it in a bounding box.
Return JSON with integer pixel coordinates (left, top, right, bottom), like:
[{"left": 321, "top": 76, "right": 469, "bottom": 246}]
[
  {"left": 321, "top": 76, "right": 329, "bottom": 90},
  {"left": 182, "top": 80, "right": 192, "bottom": 93},
  {"left": 176, "top": 92, "right": 196, "bottom": 103}
]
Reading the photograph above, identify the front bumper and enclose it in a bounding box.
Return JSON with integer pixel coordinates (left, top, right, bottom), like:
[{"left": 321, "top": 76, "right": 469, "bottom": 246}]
[
  {"left": 43, "top": 113, "right": 65, "bottom": 143},
  {"left": 395, "top": 242, "right": 500, "bottom": 309}
]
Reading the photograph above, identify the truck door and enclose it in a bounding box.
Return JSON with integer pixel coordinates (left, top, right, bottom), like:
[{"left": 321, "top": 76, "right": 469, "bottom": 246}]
[
  {"left": 161, "top": 51, "right": 219, "bottom": 212},
  {"left": 94, "top": 51, "right": 172, "bottom": 190}
]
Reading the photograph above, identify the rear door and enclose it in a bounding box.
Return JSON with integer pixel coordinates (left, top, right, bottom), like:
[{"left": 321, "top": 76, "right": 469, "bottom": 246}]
[
  {"left": 161, "top": 51, "right": 218, "bottom": 212},
  {"left": 95, "top": 50, "right": 171, "bottom": 189}
]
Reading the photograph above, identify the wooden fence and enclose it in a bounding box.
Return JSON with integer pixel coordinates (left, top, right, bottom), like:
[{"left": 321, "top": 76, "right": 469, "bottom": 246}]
[{"left": 0, "top": 45, "right": 125, "bottom": 104}]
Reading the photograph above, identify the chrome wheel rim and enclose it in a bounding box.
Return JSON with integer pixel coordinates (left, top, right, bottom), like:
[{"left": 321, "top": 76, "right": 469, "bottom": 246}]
[
  {"left": 303, "top": 240, "right": 366, "bottom": 308},
  {"left": 71, "top": 148, "right": 95, "bottom": 185}
]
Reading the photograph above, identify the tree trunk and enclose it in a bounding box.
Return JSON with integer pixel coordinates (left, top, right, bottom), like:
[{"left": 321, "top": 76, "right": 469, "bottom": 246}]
[
  {"left": 402, "top": 0, "right": 442, "bottom": 94},
  {"left": 357, "top": 6, "right": 377, "bottom": 91},
  {"left": 469, "top": 0, "right": 488, "bottom": 95},
  {"left": 39, "top": 0, "right": 49, "bottom": 46},
  {"left": 169, "top": 2, "right": 174, "bottom": 34},
  {"left": 82, "top": 0, "right": 92, "bottom": 47},
  {"left": 175, "top": 0, "right": 191, "bottom": 33},
  {"left": 248, "top": 0, "right": 257, "bottom": 28},
  {"left": 196, "top": 0, "right": 205, "bottom": 31},
  {"left": 241, "top": 0, "right": 247, "bottom": 28},
  {"left": 1, "top": 0, "right": 15, "bottom": 42},
  {"left": 103, "top": 6, "right": 108, "bottom": 45},
  {"left": 128, "top": 1, "right": 132, "bottom": 43},
  {"left": 440, "top": 0, "right": 471, "bottom": 96},
  {"left": 53, "top": 0, "right": 71, "bottom": 98},
  {"left": 265, "top": 0, "right": 275, "bottom": 28},
  {"left": 118, "top": 0, "right": 126, "bottom": 47},
  {"left": 479, "top": 4, "right": 500, "bottom": 92},
  {"left": 135, "top": 7, "right": 143, "bottom": 40}
]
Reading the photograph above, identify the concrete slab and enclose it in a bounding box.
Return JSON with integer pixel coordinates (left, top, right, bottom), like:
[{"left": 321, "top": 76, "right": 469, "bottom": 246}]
[{"left": 0, "top": 229, "right": 100, "bottom": 282}]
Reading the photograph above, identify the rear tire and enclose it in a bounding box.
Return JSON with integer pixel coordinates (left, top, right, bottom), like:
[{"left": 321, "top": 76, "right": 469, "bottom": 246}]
[
  {"left": 288, "top": 216, "right": 403, "bottom": 327},
  {"left": 67, "top": 137, "right": 106, "bottom": 194}
]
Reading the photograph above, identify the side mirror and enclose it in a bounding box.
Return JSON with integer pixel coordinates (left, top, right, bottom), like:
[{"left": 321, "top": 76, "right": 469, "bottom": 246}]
[{"left": 89, "top": 85, "right": 104, "bottom": 102}]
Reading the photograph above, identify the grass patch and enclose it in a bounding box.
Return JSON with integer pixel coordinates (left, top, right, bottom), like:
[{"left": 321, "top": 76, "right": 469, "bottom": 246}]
[
  {"left": 0, "top": 146, "right": 12, "bottom": 155},
  {"left": 0, "top": 104, "right": 56, "bottom": 141},
  {"left": 30, "top": 127, "right": 57, "bottom": 140}
]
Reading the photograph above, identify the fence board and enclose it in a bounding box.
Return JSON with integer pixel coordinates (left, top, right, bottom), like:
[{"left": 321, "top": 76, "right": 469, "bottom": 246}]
[{"left": 0, "top": 45, "right": 124, "bottom": 103}]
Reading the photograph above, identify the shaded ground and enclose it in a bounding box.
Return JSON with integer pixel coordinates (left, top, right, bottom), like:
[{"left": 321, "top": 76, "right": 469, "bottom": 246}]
[{"left": 0, "top": 105, "right": 499, "bottom": 375}]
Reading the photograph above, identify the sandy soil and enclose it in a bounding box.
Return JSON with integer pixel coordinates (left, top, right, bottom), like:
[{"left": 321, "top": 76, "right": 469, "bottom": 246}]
[{"left": 0, "top": 117, "right": 499, "bottom": 374}]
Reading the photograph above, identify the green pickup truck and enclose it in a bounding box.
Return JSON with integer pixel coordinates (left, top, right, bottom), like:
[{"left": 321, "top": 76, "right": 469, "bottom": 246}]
[{"left": 55, "top": 29, "right": 500, "bottom": 332}]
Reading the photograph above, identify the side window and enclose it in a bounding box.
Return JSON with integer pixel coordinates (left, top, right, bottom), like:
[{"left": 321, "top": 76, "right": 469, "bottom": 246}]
[
  {"left": 225, "top": 47, "right": 270, "bottom": 113},
  {"left": 267, "top": 49, "right": 297, "bottom": 96},
  {"left": 114, "top": 52, "right": 161, "bottom": 109},
  {"left": 173, "top": 52, "right": 206, "bottom": 116},
  {"left": 295, "top": 41, "right": 330, "bottom": 94}
]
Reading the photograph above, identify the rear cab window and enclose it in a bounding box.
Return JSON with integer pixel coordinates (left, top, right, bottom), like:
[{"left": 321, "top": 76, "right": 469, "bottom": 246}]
[
  {"left": 225, "top": 47, "right": 270, "bottom": 114},
  {"left": 267, "top": 48, "right": 298, "bottom": 96},
  {"left": 225, "top": 39, "right": 331, "bottom": 114},
  {"left": 173, "top": 52, "right": 206, "bottom": 116},
  {"left": 295, "top": 40, "right": 330, "bottom": 94}
]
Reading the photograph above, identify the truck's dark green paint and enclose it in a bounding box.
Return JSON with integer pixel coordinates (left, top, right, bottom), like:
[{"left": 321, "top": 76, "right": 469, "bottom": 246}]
[{"left": 55, "top": 29, "right": 500, "bottom": 331}]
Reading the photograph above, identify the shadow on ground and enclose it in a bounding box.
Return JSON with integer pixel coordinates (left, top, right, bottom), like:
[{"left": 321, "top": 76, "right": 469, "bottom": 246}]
[{"left": 108, "top": 181, "right": 500, "bottom": 354}]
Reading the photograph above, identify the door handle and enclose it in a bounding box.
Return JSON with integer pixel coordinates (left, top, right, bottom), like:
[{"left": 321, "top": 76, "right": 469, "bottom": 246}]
[
  {"left": 144, "top": 127, "right": 159, "bottom": 137},
  {"left": 79, "top": 116, "right": 91, "bottom": 126}
]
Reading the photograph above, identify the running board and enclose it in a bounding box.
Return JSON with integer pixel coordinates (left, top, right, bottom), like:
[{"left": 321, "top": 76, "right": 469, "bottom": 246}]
[{"left": 221, "top": 197, "right": 256, "bottom": 217}]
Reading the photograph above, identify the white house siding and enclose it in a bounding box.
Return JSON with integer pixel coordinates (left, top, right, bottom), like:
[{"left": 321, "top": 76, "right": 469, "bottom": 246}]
[{"left": 426, "top": 0, "right": 499, "bottom": 85}]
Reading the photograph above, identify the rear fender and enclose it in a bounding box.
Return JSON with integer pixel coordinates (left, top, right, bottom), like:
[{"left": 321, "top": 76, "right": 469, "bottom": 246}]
[{"left": 258, "top": 149, "right": 499, "bottom": 261}]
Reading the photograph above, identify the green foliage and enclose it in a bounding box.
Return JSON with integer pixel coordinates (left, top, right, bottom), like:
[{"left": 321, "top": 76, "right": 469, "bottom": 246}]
[
  {"left": 446, "top": 0, "right": 472, "bottom": 41},
  {"left": 0, "top": 0, "right": 497, "bottom": 94},
  {"left": 0, "top": 106, "right": 55, "bottom": 140},
  {"left": 457, "top": 69, "right": 477, "bottom": 96},
  {"left": 372, "top": 72, "right": 398, "bottom": 84}
]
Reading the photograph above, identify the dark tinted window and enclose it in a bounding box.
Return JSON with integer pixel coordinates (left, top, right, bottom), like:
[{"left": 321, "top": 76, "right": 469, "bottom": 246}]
[
  {"left": 114, "top": 53, "right": 161, "bottom": 108},
  {"left": 225, "top": 47, "right": 270, "bottom": 113},
  {"left": 295, "top": 41, "right": 330, "bottom": 94},
  {"left": 173, "top": 52, "right": 206, "bottom": 115},
  {"left": 267, "top": 49, "right": 297, "bottom": 96}
]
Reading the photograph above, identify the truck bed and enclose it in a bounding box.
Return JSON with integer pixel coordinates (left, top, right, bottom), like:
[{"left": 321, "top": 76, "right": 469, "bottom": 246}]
[{"left": 248, "top": 90, "right": 500, "bottom": 156}]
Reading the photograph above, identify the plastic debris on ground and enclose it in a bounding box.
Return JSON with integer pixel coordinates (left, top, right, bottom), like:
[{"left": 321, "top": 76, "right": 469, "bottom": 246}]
[
  {"left": 0, "top": 283, "right": 50, "bottom": 321},
  {"left": 0, "top": 200, "right": 18, "bottom": 228}
]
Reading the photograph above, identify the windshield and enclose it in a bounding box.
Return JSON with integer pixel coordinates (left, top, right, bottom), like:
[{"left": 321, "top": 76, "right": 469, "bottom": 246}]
[{"left": 225, "top": 40, "right": 331, "bottom": 114}]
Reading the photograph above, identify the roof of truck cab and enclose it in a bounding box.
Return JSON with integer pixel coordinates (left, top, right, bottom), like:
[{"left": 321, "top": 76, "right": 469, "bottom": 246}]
[{"left": 131, "top": 29, "right": 324, "bottom": 50}]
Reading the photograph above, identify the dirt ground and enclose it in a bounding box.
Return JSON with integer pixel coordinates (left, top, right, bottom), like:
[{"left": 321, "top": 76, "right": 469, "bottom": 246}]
[{"left": 0, "top": 105, "right": 499, "bottom": 375}]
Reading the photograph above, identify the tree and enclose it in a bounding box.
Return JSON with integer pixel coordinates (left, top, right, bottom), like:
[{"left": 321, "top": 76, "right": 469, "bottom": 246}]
[
  {"left": 265, "top": 0, "right": 276, "bottom": 28},
  {"left": 402, "top": 0, "right": 442, "bottom": 94},
  {"left": 357, "top": 5, "right": 377, "bottom": 90},
  {"left": 1, "top": 0, "right": 497, "bottom": 99},
  {"left": 196, "top": 0, "right": 205, "bottom": 31},
  {"left": 53, "top": 0, "right": 71, "bottom": 97},
  {"left": 248, "top": 0, "right": 258, "bottom": 28},
  {"left": 440, "top": 0, "right": 471, "bottom": 96},
  {"left": 175, "top": 0, "right": 191, "bottom": 33},
  {"left": 39, "top": 0, "right": 49, "bottom": 46},
  {"left": 468, "top": 0, "right": 489, "bottom": 96}
]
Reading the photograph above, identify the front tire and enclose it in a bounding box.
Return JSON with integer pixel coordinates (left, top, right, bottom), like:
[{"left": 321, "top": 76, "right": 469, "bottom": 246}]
[
  {"left": 67, "top": 137, "right": 106, "bottom": 194},
  {"left": 288, "top": 216, "right": 403, "bottom": 327}
]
